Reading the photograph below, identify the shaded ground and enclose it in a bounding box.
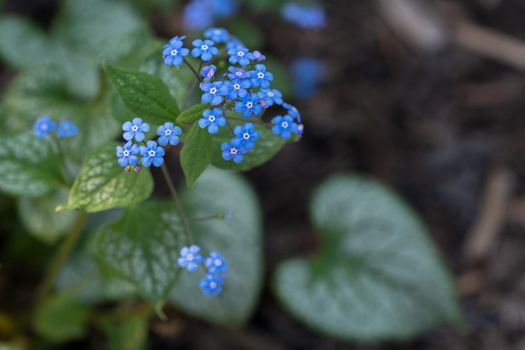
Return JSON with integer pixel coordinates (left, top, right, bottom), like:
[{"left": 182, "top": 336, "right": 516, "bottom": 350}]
[{"left": 3, "top": 0, "right": 525, "bottom": 349}]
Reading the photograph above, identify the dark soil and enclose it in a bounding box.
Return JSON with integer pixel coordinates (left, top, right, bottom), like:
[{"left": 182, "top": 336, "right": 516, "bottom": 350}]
[{"left": 3, "top": 0, "right": 525, "bottom": 349}]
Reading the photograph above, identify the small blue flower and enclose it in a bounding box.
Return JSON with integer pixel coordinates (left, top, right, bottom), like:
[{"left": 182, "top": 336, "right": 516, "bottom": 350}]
[
  {"left": 250, "top": 64, "right": 273, "bottom": 89},
  {"left": 163, "top": 36, "right": 190, "bottom": 67},
  {"left": 234, "top": 94, "right": 263, "bottom": 118},
  {"left": 221, "top": 141, "right": 246, "bottom": 164},
  {"left": 282, "top": 3, "right": 327, "bottom": 29},
  {"left": 226, "top": 38, "right": 245, "bottom": 51},
  {"left": 201, "top": 81, "right": 228, "bottom": 105},
  {"left": 34, "top": 116, "right": 56, "bottom": 139},
  {"left": 225, "top": 78, "right": 250, "bottom": 100},
  {"left": 297, "top": 123, "right": 304, "bottom": 136},
  {"left": 252, "top": 50, "right": 266, "bottom": 62},
  {"left": 283, "top": 102, "right": 302, "bottom": 123},
  {"left": 227, "top": 47, "right": 254, "bottom": 66},
  {"left": 116, "top": 141, "right": 139, "bottom": 168},
  {"left": 233, "top": 123, "right": 259, "bottom": 150},
  {"left": 183, "top": 1, "right": 213, "bottom": 30},
  {"left": 123, "top": 118, "right": 149, "bottom": 142},
  {"left": 140, "top": 140, "right": 165, "bottom": 167},
  {"left": 191, "top": 39, "right": 219, "bottom": 62},
  {"left": 201, "top": 64, "right": 217, "bottom": 81},
  {"left": 204, "top": 27, "right": 230, "bottom": 43},
  {"left": 291, "top": 57, "right": 325, "bottom": 98},
  {"left": 157, "top": 122, "right": 183, "bottom": 146},
  {"left": 259, "top": 89, "right": 283, "bottom": 108},
  {"left": 210, "top": 0, "right": 238, "bottom": 18},
  {"left": 205, "top": 251, "right": 228, "bottom": 275},
  {"left": 227, "top": 66, "right": 247, "bottom": 79},
  {"left": 177, "top": 245, "right": 203, "bottom": 272},
  {"left": 198, "top": 108, "right": 226, "bottom": 134},
  {"left": 272, "top": 115, "right": 298, "bottom": 139},
  {"left": 56, "top": 119, "right": 78, "bottom": 138},
  {"left": 200, "top": 274, "right": 224, "bottom": 296}
]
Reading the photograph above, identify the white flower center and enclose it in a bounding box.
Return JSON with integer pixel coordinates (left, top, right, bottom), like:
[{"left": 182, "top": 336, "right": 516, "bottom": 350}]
[
  {"left": 257, "top": 72, "right": 264, "bottom": 79},
  {"left": 208, "top": 115, "right": 216, "bottom": 122},
  {"left": 268, "top": 91, "right": 274, "bottom": 97},
  {"left": 201, "top": 44, "right": 209, "bottom": 51},
  {"left": 41, "top": 124, "right": 48, "bottom": 131},
  {"left": 171, "top": 49, "right": 178, "bottom": 56},
  {"left": 210, "top": 87, "right": 217, "bottom": 94},
  {"left": 237, "top": 51, "right": 245, "bottom": 57},
  {"left": 210, "top": 282, "right": 217, "bottom": 288},
  {"left": 148, "top": 150, "right": 156, "bottom": 157},
  {"left": 243, "top": 133, "right": 250, "bottom": 140},
  {"left": 214, "top": 259, "right": 222, "bottom": 266},
  {"left": 123, "top": 150, "right": 130, "bottom": 157},
  {"left": 230, "top": 148, "right": 238, "bottom": 155},
  {"left": 236, "top": 72, "right": 243, "bottom": 77},
  {"left": 132, "top": 125, "right": 139, "bottom": 132},
  {"left": 282, "top": 122, "right": 289, "bottom": 128},
  {"left": 187, "top": 254, "right": 193, "bottom": 261},
  {"left": 165, "top": 129, "right": 172, "bottom": 136},
  {"left": 233, "top": 83, "right": 240, "bottom": 90},
  {"left": 246, "top": 102, "right": 253, "bottom": 108}
]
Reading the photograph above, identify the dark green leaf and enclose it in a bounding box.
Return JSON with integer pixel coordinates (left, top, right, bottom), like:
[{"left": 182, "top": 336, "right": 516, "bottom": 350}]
[
  {"left": 105, "top": 64, "right": 180, "bottom": 125},
  {"left": 95, "top": 202, "right": 185, "bottom": 308},
  {"left": 59, "top": 143, "right": 153, "bottom": 213},
  {"left": 211, "top": 121, "right": 286, "bottom": 171},
  {"left": 0, "top": 131, "right": 63, "bottom": 197},
  {"left": 170, "top": 167, "right": 263, "bottom": 325},
  {"left": 274, "top": 175, "right": 464, "bottom": 341},
  {"left": 229, "top": 18, "right": 264, "bottom": 48},
  {"left": 34, "top": 294, "right": 90, "bottom": 342},
  {"left": 180, "top": 123, "right": 213, "bottom": 187},
  {"left": 265, "top": 57, "right": 292, "bottom": 98},
  {"left": 98, "top": 310, "right": 151, "bottom": 350},
  {"left": 176, "top": 104, "right": 208, "bottom": 124}
]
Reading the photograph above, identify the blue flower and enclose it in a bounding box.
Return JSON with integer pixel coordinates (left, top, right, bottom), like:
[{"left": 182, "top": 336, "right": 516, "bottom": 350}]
[
  {"left": 221, "top": 141, "right": 246, "bottom": 164},
  {"left": 259, "top": 89, "right": 283, "bottom": 108},
  {"left": 226, "top": 38, "right": 245, "bottom": 51},
  {"left": 205, "top": 251, "right": 228, "bottom": 275},
  {"left": 204, "top": 27, "right": 229, "bottom": 43},
  {"left": 200, "top": 64, "right": 217, "bottom": 81},
  {"left": 56, "top": 119, "right": 78, "bottom": 138},
  {"left": 157, "top": 122, "right": 183, "bottom": 146},
  {"left": 140, "top": 140, "right": 165, "bottom": 167},
  {"left": 199, "top": 108, "right": 226, "bottom": 134},
  {"left": 34, "top": 116, "right": 56, "bottom": 139},
  {"left": 282, "top": 3, "right": 327, "bottom": 29},
  {"left": 209, "top": 0, "right": 238, "bottom": 18},
  {"left": 163, "top": 36, "right": 190, "bottom": 67},
  {"left": 283, "top": 102, "right": 302, "bottom": 122},
  {"left": 227, "top": 47, "right": 254, "bottom": 66},
  {"left": 227, "top": 66, "right": 247, "bottom": 79},
  {"left": 252, "top": 50, "right": 266, "bottom": 62},
  {"left": 200, "top": 274, "right": 224, "bottom": 296},
  {"left": 116, "top": 141, "right": 139, "bottom": 168},
  {"left": 272, "top": 115, "right": 298, "bottom": 139},
  {"left": 225, "top": 78, "right": 250, "bottom": 100},
  {"left": 177, "top": 245, "right": 203, "bottom": 272},
  {"left": 291, "top": 57, "right": 325, "bottom": 98},
  {"left": 191, "top": 39, "right": 219, "bottom": 62},
  {"left": 233, "top": 123, "right": 259, "bottom": 150},
  {"left": 234, "top": 94, "right": 263, "bottom": 118},
  {"left": 297, "top": 123, "right": 304, "bottom": 136},
  {"left": 183, "top": 1, "right": 213, "bottom": 30},
  {"left": 250, "top": 64, "right": 273, "bottom": 89},
  {"left": 201, "top": 81, "right": 228, "bottom": 105},
  {"left": 123, "top": 118, "right": 149, "bottom": 142}
]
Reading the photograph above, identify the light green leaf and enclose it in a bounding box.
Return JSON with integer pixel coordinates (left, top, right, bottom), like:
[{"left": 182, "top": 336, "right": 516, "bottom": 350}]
[
  {"left": 176, "top": 104, "right": 207, "bottom": 124},
  {"left": 60, "top": 143, "right": 153, "bottom": 213},
  {"left": 274, "top": 175, "right": 464, "bottom": 341},
  {"left": 34, "top": 294, "right": 90, "bottom": 342},
  {"left": 211, "top": 121, "right": 286, "bottom": 171},
  {"left": 18, "top": 188, "right": 78, "bottom": 243},
  {"left": 180, "top": 123, "right": 213, "bottom": 187},
  {"left": 170, "top": 168, "right": 263, "bottom": 325},
  {"left": 0, "top": 131, "right": 63, "bottom": 197},
  {"left": 105, "top": 64, "right": 180, "bottom": 125},
  {"left": 95, "top": 202, "right": 185, "bottom": 308}
]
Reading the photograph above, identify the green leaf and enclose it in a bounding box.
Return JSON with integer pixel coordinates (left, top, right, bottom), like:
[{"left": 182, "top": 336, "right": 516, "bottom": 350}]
[
  {"left": 265, "top": 57, "right": 292, "bottom": 98},
  {"left": 170, "top": 167, "right": 263, "bottom": 325},
  {"left": 176, "top": 104, "right": 208, "bottom": 124},
  {"left": 95, "top": 202, "right": 185, "bottom": 308},
  {"left": 34, "top": 294, "right": 90, "bottom": 342},
  {"left": 0, "top": 131, "right": 63, "bottom": 197},
  {"left": 98, "top": 310, "right": 151, "bottom": 350},
  {"left": 60, "top": 143, "right": 153, "bottom": 213},
  {"left": 211, "top": 121, "right": 286, "bottom": 171},
  {"left": 274, "top": 175, "right": 464, "bottom": 341},
  {"left": 105, "top": 64, "right": 180, "bottom": 125},
  {"left": 229, "top": 18, "right": 264, "bottom": 48},
  {"left": 180, "top": 123, "right": 213, "bottom": 187},
  {"left": 18, "top": 188, "right": 78, "bottom": 243}
]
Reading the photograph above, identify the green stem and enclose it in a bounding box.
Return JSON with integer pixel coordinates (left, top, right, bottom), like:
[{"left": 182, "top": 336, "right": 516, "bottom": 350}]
[
  {"left": 37, "top": 212, "right": 88, "bottom": 302},
  {"left": 51, "top": 135, "right": 73, "bottom": 186},
  {"left": 190, "top": 213, "right": 224, "bottom": 222},
  {"left": 184, "top": 59, "right": 201, "bottom": 83},
  {"left": 160, "top": 165, "right": 194, "bottom": 244}
]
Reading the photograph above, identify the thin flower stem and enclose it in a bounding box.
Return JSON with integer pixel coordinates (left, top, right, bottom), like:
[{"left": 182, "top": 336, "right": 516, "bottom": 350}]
[
  {"left": 51, "top": 135, "right": 73, "bottom": 186},
  {"left": 184, "top": 59, "right": 201, "bottom": 83},
  {"left": 37, "top": 212, "right": 89, "bottom": 302},
  {"left": 161, "top": 165, "right": 194, "bottom": 244},
  {"left": 190, "top": 213, "right": 223, "bottom": 222}
]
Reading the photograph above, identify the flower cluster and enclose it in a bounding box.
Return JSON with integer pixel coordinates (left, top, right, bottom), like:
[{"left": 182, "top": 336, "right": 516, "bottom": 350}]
[
  {"left": 163, "top": 28, "right": 303, "bottom": 164},
  {"left": 281, "top": 2, "right": 327, "bottom": 29},
  {"left": 177, "top": 245, "right": 228, "bottom": 296},
  {"left": 115, "top": 118, "right": 183, "bottom": 172},
  {"left": 33, "top": 116, "right": 78, "bottom": 139}
]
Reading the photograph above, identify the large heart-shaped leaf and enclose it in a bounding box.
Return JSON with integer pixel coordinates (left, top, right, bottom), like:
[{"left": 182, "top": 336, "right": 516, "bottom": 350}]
[
  {"left": 170, "top": 167, "right": 263, "bottom": 325},
  {"left": 0, "top": 131, "right": 63, "bottom": 197},
  {"left": 211, "top": 121, "right": 286, "bottom": 171},
  {"left": 59, "top": 143, "right": 153, "bottom": 213},
  {"left": 274, "top": 175, "right": 464, "bottom": 341},
  {"left": 95, "top": 202, "right": 185, "bottom": 309}
]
